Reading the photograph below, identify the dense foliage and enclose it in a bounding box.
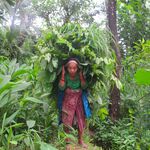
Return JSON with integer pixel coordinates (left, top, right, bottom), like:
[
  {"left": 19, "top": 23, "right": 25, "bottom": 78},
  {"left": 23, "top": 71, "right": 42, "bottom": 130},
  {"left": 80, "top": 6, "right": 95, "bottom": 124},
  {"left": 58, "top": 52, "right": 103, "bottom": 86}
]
[
  {"left": 0, "top": 0, "right": 150, "bottom": 149},
  {"left": 117, "top": 0, "right": 150, "bottom": 51},
  {"left": 35, "top": 23, "right": 115, "bottom": 95},
  {"left": 0, "top": 23, "right": 115, "bottom": 149},
  {"left": 92, "top": 39, "right": 150, "bottom": 150}
]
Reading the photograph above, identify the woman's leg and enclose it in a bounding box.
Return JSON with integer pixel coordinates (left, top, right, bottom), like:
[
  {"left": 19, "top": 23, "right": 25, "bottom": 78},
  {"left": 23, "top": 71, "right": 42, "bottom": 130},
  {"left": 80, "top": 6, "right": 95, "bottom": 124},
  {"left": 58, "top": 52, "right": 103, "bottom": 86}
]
[
  {"left": 76, "top": 96, "right": 88, "bottom": 148},
  {"left": 78, "top": 129, "right": 88, "bottom": 148},
  {"left": 63, "top": 125, "right": 71, "bottom": 143},
  {"left": 62, "top": 91, "right": 77, "bottom": 145}
]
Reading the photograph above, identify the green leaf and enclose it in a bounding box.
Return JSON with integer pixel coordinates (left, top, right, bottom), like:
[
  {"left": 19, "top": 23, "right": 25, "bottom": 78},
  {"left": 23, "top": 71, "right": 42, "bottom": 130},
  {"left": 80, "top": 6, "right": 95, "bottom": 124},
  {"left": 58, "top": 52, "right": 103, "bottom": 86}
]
[
  {"left": 134, "top": 69, "right": 150, "bottom": 85},
  {"left": 12, "top": 133, "right": 25, "bottom": 141},
  {"left": 9, "top": 123, "right": 24, "bottom": 128},
  {"left": 23, "top": 97, "right": 46, "bottom": 104},
  {"left": 40, "top": 93, "right": 50, "bottom": 98},
  {"left": 0, "top": 92, "right": 10, "bottom": 108},
  {"left": 40, "top": 59, "right": 47, "bottom": 70},
  {"left": 111, "top": 75, "right": 122, "bottom": 89},
  {"left": 44, "top": 32, "right": 53, "bottom": 41},
  {"left": 11, "top": 81, "right": 31, "bottom": 93},
  {"left": 0, "top": 75, "right": 11, "bottom": 89},
  {"left": 49, "top": 72, "right": 56, "bottom": 82},
  {"left": 44, "top": 53, "right": 51, "bottom": 62},
  {"left": 10, "top": 141, "right": 17, "bottom": 145},
  {"left": 40, "top": 142, "right": 58, "bottom": 150},
  {"left": 7, "top": 127, "right": 13, "bottom": 145},
  {"left": 34, "top": 132, "right": 41, "bottom": 143},
  {"left": 24, "top": 137, "right": 30, "bottom": 146},
  {"left": 12, "top": 69, "right": 29, "bottom": 80},
  {"left": 0, "top": 82, "right": 15, "bottom": 94},
  {"left": 8, "top": 59, "right": 17, "bottom": 75},
  {"left": 4, "top": 110, "right": 19, "bottom": 126},
  {"left": 98, "top": 108, "right": 108, "bottom": 120},
  {"left": 1, "top": 113, "right": 7, "bottom": 135},
  {"left": 52, "top": 58, "right": 58, "bottom": 68},
  {"left": 48, "top": 63, "right": 53, "bottom": 72},
  {"left": 26, "top": 120, "right": 36, "bottom": 129}
]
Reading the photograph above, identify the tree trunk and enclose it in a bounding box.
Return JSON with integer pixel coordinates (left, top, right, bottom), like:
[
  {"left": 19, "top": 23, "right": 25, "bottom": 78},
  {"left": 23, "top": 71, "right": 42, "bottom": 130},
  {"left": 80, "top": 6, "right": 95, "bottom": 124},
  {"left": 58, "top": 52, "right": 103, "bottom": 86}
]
[
  {"left": 106, "top": 0, "right": 122, "bottom": 121},
  {"left": 10, "top": 0, "right": 21, "bottom": 31}
]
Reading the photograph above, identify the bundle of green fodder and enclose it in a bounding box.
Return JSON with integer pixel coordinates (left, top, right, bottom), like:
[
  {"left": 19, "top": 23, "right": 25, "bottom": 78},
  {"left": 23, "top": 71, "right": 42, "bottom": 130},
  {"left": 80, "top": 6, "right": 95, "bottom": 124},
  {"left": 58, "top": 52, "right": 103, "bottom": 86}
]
[{"left": 35, "top": 23, "right": 115, "bottom": 99}]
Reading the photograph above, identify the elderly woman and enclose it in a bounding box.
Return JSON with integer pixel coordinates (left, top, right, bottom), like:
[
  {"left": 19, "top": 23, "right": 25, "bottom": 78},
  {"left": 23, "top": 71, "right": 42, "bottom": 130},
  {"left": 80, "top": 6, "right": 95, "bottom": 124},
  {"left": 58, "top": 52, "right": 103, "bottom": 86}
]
[{"left": 58, "top": 58, "right": 90, "bottom": 149}]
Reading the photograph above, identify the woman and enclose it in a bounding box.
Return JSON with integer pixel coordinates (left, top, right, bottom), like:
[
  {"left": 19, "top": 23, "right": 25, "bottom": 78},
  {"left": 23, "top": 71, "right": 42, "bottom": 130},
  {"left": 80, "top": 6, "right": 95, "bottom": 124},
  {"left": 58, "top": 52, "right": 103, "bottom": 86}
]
[{"left": 58, "top": 58, "right": 89, "bottom": 149}]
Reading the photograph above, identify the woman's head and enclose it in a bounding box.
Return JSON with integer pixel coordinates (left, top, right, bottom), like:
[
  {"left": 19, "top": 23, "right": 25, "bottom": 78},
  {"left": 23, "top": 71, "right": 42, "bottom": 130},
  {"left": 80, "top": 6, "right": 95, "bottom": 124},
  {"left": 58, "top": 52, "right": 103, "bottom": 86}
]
[{"left": 66, "top": 58, "right": 79, "bottom": 77}]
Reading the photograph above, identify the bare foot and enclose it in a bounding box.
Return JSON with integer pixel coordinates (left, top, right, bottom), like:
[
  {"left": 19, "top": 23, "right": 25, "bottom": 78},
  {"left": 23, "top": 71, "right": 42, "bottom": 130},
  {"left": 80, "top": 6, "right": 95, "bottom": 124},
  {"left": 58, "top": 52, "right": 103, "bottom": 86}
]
[
  {"left": 66, "top": 144, "right": 71, "bottom": 150},
  {"left": 78, "top": 140, "right": 88, "bottom": 149}
]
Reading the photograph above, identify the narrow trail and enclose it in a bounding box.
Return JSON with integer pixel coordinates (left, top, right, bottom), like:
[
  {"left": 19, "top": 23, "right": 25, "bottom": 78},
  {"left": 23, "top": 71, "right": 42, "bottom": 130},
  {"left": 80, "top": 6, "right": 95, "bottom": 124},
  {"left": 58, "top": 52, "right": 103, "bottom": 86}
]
[{"left": 65, "top": 143, "right": 102, "bottom": 150}]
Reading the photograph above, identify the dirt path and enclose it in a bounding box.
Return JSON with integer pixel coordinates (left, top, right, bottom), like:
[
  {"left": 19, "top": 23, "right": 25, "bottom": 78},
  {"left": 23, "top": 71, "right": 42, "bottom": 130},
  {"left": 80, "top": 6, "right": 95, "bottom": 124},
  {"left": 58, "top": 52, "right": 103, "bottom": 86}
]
[{"left": 65, "top": 143, "right": 102, "bottom": 150}]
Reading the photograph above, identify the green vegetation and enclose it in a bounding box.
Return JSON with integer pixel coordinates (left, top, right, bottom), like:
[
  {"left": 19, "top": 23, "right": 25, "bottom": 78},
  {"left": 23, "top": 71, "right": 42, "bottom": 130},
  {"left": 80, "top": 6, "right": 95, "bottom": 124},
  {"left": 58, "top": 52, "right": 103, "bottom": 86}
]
[{"left": 0, "top": 0, "right": 150, "bottom": 149}]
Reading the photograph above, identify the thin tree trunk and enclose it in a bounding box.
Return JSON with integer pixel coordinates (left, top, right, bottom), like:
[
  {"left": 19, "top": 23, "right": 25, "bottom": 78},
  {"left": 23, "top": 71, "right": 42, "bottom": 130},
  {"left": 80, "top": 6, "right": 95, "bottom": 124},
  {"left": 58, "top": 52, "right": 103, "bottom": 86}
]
[
  {"left": 10, "top": 0, "right": 22, "bottom": 31},
  {"left": 106, "top": 0, "right": 122, "bottom": 121}
]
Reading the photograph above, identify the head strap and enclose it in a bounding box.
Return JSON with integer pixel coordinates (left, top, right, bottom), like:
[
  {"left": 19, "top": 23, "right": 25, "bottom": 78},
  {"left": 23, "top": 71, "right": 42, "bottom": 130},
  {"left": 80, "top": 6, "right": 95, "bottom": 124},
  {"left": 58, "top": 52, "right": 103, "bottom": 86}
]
[{"left": 66, "top": 60, "right": 78, "bottom": 66}]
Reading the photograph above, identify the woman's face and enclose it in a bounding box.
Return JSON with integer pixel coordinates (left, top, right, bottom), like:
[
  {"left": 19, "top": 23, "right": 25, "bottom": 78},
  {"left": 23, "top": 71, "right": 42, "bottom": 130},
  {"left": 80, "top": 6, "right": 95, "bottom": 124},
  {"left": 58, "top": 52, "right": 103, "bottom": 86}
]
[{"left": 67, "top": 62, "right": 78, "bottom": 77}]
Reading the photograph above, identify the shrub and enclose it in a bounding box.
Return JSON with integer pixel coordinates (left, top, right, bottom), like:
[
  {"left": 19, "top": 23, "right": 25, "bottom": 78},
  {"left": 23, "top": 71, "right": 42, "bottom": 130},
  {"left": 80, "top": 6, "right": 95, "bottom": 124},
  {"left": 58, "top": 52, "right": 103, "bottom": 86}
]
[{"left": 93, "top": 118, "right": 137, "bottom": 150}]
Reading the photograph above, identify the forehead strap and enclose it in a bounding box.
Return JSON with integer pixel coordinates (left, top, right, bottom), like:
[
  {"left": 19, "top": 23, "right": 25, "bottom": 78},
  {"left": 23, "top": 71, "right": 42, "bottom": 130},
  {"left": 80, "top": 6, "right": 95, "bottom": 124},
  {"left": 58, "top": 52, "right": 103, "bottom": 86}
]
[{"left": 67, "top": 60, "right": 78, "bottom": 66}]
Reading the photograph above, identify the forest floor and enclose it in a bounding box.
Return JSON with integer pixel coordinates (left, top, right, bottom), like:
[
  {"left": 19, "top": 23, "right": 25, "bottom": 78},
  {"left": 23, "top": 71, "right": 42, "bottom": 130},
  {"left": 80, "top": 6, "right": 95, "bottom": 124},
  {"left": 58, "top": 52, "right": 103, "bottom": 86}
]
[
  {"left": 65, "top": 143, "right": 102, "bottom": 150},
  {"left": 56, "top": 128, "right": 102, "bottom": 150}
]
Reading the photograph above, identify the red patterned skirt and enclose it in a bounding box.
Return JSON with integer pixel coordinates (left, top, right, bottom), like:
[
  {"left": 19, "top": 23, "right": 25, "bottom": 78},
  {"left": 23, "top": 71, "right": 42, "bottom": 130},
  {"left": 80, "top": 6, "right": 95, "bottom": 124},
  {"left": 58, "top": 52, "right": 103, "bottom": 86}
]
[{"left": 62, "top": 88, "right": 86, "bottom": 133}]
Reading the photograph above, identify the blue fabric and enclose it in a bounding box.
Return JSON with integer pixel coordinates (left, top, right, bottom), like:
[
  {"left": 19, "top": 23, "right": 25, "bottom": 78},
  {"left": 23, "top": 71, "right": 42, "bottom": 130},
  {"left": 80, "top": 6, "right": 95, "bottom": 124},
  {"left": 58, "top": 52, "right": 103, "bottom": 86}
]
[
  {"left": 57, "top": 90, "right": 91, "bottom": 124},
  {"left": 58, "top": 90, "right": 64, "bottom": 124},
  {"left": 82, "top": 91, "right": 92, "bottom": 118},
  {"left": 58, "top": 90, "right": 64, "bottom": 111}
]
